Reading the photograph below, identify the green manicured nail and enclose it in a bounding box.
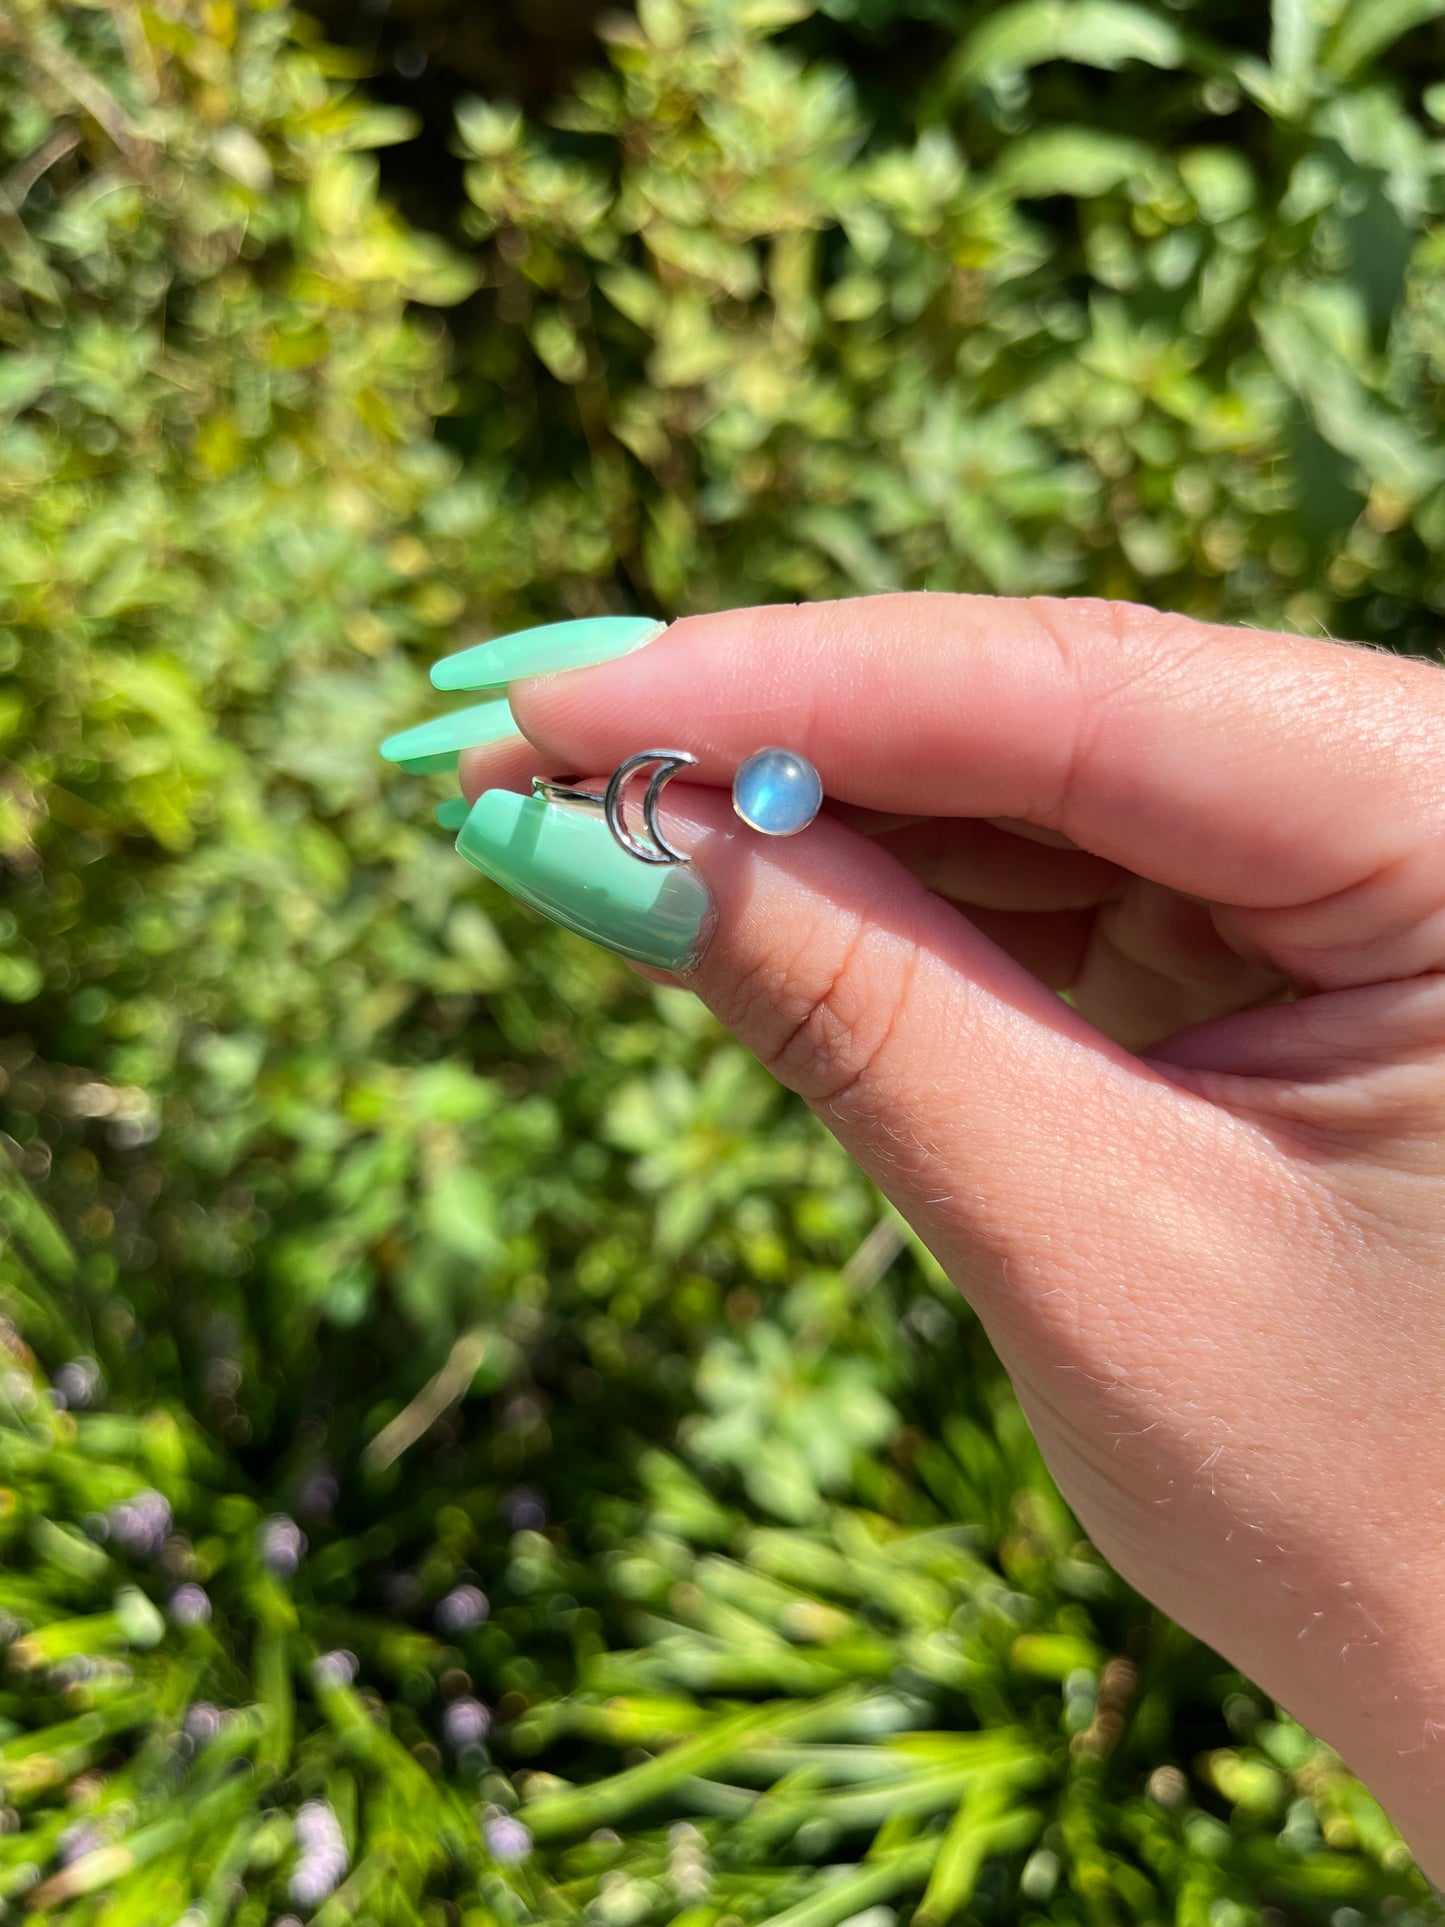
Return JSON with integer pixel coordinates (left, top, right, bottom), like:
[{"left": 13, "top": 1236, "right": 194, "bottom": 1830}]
[
  {"left": 435, "top": 795, "right": 471, "bottom": 830},
  {"left": 456, "top": 789, "right": 715, "bottom": 972},
  {"left": 431, "top": 615, "right": 667, "bottom": 693},
  {"left": 380, "top": 697, "right": 521, "bottom": 774}
]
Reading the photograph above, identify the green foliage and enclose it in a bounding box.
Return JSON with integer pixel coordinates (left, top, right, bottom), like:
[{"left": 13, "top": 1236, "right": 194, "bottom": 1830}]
[
  {"left": 452, "top": 0, "right": 1445, "bottom": 645},
  {"left": 2, "top": 0, "right": 1444, "bottom": 1919},
  {"left": 0, "top": 1195, "right": 1432, "bottom": 1919}
]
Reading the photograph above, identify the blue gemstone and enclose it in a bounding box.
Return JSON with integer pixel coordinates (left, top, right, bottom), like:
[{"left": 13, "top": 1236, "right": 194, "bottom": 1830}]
[{"left": 732, "top": 747, "right": 823, "bottom": 837}]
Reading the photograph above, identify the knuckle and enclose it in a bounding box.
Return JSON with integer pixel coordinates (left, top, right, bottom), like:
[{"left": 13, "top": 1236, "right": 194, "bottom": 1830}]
[
  {"left": 1022, "top": 597, "right": 1221, "bottom": 825},
  {"left": 734, "top": 914, "right": 918, "bottom": 1116}
]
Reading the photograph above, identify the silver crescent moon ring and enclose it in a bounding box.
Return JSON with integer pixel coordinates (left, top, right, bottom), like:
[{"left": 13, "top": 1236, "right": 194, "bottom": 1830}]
[
  {"left": 533, "top": 750, "right": 698, "bottom": 866},
  {"left": 533, "top": 746, "right": 824, "bottom": 867}
]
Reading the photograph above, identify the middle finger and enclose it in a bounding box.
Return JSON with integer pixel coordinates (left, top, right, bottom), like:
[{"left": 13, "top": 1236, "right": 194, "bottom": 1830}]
[{"left": 872, "top": 816, "right": 1127, "bottom": 912}]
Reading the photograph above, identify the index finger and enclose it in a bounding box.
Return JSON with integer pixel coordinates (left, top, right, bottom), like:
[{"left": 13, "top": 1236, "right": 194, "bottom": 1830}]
[{"left": 486, "top": 593, "right": 1445, "bottom": 990}]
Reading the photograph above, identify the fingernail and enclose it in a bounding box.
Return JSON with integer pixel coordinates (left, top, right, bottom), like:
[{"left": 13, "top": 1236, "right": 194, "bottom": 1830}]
[
  {"left": 435, "top": 795, "right": 470, "bottom": 831},
  {"left": 456, "top": 789, "right": 715, "bottom": 972},
  {"left": 380, "top": 697, "right": 521, "bottom": 773},
  {"left": 431, "top": 615, "right": 666, "bottom": 693}
]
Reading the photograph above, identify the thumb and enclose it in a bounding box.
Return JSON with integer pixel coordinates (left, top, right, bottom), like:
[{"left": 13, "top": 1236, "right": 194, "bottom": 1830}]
[{"left": 453, "top": 772, "right": 1268, "bottom": 1354}]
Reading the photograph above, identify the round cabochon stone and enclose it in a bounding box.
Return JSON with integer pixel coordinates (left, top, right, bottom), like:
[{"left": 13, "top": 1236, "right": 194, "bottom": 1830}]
[{"left": 731, "top": 747, "right": 823, "bottom": 837}]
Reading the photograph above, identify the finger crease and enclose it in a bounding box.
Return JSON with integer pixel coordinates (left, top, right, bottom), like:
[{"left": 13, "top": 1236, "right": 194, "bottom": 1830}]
[
  {"left": 819, "top": 939, "right": 922, "bottom": 1119},
  {"left": 759, "top": 924, "right": 918, "bottom": 1117}
]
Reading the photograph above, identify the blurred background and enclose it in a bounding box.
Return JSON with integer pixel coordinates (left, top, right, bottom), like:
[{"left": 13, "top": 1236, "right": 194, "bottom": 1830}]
[{"left": 2, "top": 0, "right": 1444, "bottom": 1918}]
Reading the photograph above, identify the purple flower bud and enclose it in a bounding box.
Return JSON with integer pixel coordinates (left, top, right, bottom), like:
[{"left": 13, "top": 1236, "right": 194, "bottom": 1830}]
[
  {"left": 54, "top": 1357, "right": 103, "bottom": 1410},
  {"left": 289, "top": 1855, "right": 348, "bottom": 1907},
  {"left": 168, "top": 1584, "right": 211, "bottom": 1627},
  {"left": 434, "top": 1583, "right": 488, "bottom": 1635},
  {"left": 58, "top": 1821, "right": 103, "bottom": 1865},
  {"left": 295, "top": 1467, "right": 339, "bottom": 1522},
  {"left": 295, "top": 1799, "right": 344, "bottom": 1849},
  {"left": 442, "top": 1697, "right": 491, "bottom": 1749},
  {"left": 108, "top": 1489, "right": 172, "bottom": 1558},
  {"left": 261, "top": 1514, "right": 306, "bottom": 1577},
  {"left": 501, "top": 1484, "right": 547, "bottom": 1531},
  {"left": 482, "top": 1810, "right": 532, "bottom": 1864},
  {"left": 311, "top": 1649, "right": 357, "bottom": 1689},
  {"left": 183, "top": 1701, "right": 224, "bottom": 1744},
  {"left": 289, "top": 1799, "right": 347, "bottom": 1905}
]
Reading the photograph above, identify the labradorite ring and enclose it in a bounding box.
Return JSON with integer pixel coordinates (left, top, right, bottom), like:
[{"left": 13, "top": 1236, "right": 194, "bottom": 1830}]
[{"left": 534, "top": 746, "right": 824, "bottom": 868}]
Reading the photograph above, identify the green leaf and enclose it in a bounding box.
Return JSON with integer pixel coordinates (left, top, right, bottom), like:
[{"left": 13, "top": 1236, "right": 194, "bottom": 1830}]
[
  {"left": 1323, "top": 0, "right": 1445, "bottom": 77},
  {"left": 455, "top": 96, "right": 523, "bottom": 158},
  {"left": 398, "top": 233, "right": 481, "bottom": 307},
  {"left": 1258, "top": 289, "right": 1445, "bottom": 501},
  {"left": 527, "top": 310, "right": 589, "bottom": 383},
  {"left": 1269, "top": 0, "right": 1331, "bottom": 113},
  {"left": 0, "top": 1158, "right": 76, "bottom": 1282},
  {"left": 0, "top": 353, "right": 54, "bottom": 417},
  {"left": 728, "top": 0, "right": 818, "bottom": 27},
  {"left": 211, "top": 126, "right": 273, "bottom": 191},
  {"left": 1178, "top": 146, "right": 1257, "bottom": 222},
  {"left": 915, "top": 1793, "right": 1041, "bottom": 1927},
  {"left": 113, "top": 1586, "right": 165, "bottom": 1649},
  {"left": 994, "top": 127, "right": 1162, "bottom": 199},
  {"left": 334, "top": 104, "right": 422, "bottom": 150},
  {"left": 795, "top": 507, "right": 903, "bottom": 592},
  {"left": 763, "top": 1838, "right": 940, "bottom": 1927},
  {"left": 945, "top": 0, "right": 1186, "bottom": 93},
  {"left": 422, "top": 1167, "right": 501, "bottom": 1265}
]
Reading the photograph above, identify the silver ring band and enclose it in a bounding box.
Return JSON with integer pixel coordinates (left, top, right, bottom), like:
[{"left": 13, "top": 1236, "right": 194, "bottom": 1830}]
[{"left": 532, "top": 749, "right": 698, "bottom": 866}]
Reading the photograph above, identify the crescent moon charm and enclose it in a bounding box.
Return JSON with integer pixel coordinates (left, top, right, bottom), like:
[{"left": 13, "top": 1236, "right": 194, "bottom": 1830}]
[
  {"left": 604, "top": 750, "right": 696, "bottom": 864},
  {"left": 533, "top": 749, "right": 697, "bottom": 865}
]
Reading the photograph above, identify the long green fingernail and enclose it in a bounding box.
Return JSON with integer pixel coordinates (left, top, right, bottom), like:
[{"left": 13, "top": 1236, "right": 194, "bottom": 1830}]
[
  {"left": 455, "top": 789, "right": 715, "bottom": 972},
  {"left": 380, "top": 697, "right": 521, "bottom": 773},
  {"left": 431, "top": 615, "right": 666, "bottom": 693},
  {"left": 435, "top": 795, "right": 471, "bottom": 830}
]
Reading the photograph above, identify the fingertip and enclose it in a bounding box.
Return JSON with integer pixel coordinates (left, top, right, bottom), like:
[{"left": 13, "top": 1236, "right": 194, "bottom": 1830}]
[{"left": 458, "top": 736, "right": 543, "bottom": 803}]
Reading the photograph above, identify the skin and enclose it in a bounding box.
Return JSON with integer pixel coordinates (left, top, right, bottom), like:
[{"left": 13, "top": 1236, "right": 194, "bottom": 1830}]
[{"left": 459, "top": 592, "right": 1445, "bottom": 1878}]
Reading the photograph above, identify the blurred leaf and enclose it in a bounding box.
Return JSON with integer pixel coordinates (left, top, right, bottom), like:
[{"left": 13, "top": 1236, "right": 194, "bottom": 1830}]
[
  {"left": 1269, "top": 0, "right": 1330, "bottom": 115},
  {"left": 994, "top": 127, "right": 1162, "bottom": 197},
  {"left": 1324, "top": 0, "right": 1445, "bottom": 78},
  {"left": 944, "top": 0, "right": 1187, "bottom": 93}
]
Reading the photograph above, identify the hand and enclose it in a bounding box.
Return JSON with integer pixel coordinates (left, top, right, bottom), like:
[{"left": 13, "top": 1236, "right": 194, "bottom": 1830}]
[{"left": 453, "top": 593, "right": 1445, "bottom": 1877}]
